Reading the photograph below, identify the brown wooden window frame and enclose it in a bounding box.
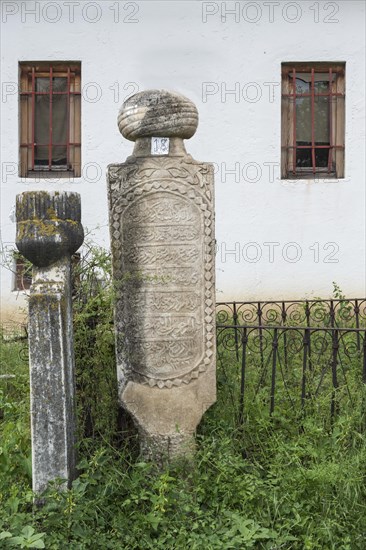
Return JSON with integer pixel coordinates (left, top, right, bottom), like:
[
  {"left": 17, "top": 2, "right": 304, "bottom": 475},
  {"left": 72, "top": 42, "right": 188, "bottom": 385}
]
[
  {"left": 281, "top": 62, "right": 345, "bottom": 179},
  {"left": 19, "top": 61, "right": 81, "bottom": 178}
]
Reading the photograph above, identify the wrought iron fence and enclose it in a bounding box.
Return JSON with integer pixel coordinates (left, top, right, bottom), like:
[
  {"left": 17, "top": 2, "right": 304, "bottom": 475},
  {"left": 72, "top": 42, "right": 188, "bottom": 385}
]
[
  {"left": 2, "top": 300, "right": 366, "bottom": 429},
  {"left": 216, "top": 299, "right": 366, "bottom": 426},
  {"left": 216, "top": 298, "right": 366, "bottom": 329},
  {"left": 216, "top": 323, "right": 366, "bottom": 427},
  {"left": 0, "top": 322, "right": 29, "bottom": 369}
]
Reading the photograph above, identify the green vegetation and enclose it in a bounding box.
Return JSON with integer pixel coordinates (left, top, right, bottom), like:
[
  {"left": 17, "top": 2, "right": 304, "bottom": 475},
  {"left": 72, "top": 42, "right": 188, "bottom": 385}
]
[{"left": 1, "top": 252, "right": 365, "bottom": 548}]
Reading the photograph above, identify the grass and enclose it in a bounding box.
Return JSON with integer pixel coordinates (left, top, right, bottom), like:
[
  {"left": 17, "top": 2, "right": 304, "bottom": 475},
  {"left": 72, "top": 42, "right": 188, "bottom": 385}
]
[
  {"left": 1, "top": 260, "right": 365, "bottom": 548},
  {"left": 1, "top": 328, "right": 366, "bottom": 549}
]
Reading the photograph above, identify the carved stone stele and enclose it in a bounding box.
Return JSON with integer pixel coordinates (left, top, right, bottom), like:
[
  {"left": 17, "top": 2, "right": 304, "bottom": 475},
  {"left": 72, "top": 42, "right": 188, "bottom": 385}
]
[
  {"left": 108, "top": 90, "right": 216, "bottom": 460},
  {"left": 16, "top": 191, "right": 84, "bottom": 495}
]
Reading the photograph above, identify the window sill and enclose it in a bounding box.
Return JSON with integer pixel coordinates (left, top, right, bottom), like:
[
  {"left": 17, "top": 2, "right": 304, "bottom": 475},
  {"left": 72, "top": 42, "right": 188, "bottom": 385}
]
[
  {"left": 21, "top": 171, "right": 79, "bottom": 179},
  {"left": 280, "top": 176, "right": 346, "bottom": 184},
  {"left": 282, "top": 175, "right": 342, "bottom": 181}
]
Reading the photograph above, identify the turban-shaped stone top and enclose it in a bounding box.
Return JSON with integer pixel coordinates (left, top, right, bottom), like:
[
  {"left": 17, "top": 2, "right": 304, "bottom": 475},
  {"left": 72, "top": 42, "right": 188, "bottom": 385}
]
[
  {"left": 117, "top": 90, "right": 199, "bottom": 141},
  {"left": 16, "top": 191, "right": 84, "bottom": 268}
]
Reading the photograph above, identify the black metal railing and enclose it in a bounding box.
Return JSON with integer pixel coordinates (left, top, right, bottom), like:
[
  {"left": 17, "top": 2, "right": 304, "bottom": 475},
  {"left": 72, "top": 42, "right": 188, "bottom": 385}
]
[
  {"left": 2, "top": 300, "right": 366, "bottom": 428},
  {"left": 216, "top": 324, "right": 366, "bottom": 427},
  {"left": 216, "top": 298, "right": 366, "bottom": 330}
]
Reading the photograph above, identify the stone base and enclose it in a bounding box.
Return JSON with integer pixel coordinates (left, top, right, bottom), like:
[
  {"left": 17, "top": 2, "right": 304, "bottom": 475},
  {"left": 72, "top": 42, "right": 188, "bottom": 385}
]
[
  {"left": 121, "top": 368, "right": 216, "bottom": 463},
  {"left": 139, "top": 428, "right": 196, "bottom": 464}
]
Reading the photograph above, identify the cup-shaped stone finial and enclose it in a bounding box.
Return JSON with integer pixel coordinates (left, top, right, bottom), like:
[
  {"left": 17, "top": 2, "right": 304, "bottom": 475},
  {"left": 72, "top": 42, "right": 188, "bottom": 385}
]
[
  {"left": 16, "top": 191, "right": 84, "bottom": 267},
  {"left": 117, "top": 89, "right": 199, "bottom": 142}
]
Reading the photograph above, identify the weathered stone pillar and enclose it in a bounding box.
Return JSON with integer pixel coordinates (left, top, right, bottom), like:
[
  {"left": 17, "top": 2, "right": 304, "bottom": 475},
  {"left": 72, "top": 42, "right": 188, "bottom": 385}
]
[
  {"left": 16, "top": 191, "right": 84, "bottom": 494},
  {"left": 107, "top": 90, "right": 216, "bottom": 461}
]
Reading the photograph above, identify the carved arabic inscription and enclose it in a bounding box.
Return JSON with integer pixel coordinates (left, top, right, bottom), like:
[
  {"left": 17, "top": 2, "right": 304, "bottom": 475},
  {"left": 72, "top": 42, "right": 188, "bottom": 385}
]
[{"left": 122, "top": 191, "right": 205, "bottom": 382}]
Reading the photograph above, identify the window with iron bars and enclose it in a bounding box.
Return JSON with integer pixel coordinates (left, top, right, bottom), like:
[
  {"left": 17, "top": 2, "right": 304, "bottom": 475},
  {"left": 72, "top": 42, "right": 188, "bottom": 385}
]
[
  {"left": 13, "top": 252, "right": 81, "bottom": 291},
  {"left": 19, "top": 62, "right": 81, "bottom": 178},
  {"left": 14, "top": 256, "right": 32, "bottom": 291},
  {"left": 281, "top": 62, "right": 345, "bottom": 179}
]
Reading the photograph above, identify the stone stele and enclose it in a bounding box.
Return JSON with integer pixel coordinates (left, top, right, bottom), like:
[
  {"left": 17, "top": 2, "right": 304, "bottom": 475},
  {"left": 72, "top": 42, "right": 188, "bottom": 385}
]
[
  {"left": 16, "top": 191, "right": 84, "bottom": 494},
  {"left": 107, "top": 90, "right": 216, "bottom": 460}
]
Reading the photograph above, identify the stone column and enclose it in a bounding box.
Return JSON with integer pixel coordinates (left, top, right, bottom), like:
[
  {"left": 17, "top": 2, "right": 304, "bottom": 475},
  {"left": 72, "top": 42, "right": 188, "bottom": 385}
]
[
  {"left": 107, "top": 90, "right": 216, "bottom": 461},
  {"left": 16, "top": 191, "right": 84, "bottom": 494}
]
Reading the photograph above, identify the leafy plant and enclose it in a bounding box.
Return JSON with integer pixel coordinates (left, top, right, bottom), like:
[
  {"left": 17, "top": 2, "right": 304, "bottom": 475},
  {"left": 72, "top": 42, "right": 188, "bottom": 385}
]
[
  {"left": 71, "top": 244, "right": 121, "bottom": 447},
  {"left": 0, "top": 526, "right": 45, "bottom": 548}
]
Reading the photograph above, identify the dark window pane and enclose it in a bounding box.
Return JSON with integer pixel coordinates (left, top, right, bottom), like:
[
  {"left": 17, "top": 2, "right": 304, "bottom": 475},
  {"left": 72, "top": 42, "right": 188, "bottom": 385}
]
[
  {"left": 314, "top": 80, "right": 328, "bottom": 93},
  {"left": 34, "top": 86, "right": 49, "bottom": 162},
  {"left": 295, "top": 76, "right": 330, "bottom": 169},
  {"left": 315, "top": 148, "right": 329, "bottom": 168},
  {"left": 314, "top": 80, "right": 329, "bottom": 143},
  {"left": 296, "top": 145, "right": 330, "bottom": 170},
  {"left": 36, "top": 77, "right": 50, "bottom": 93},
  {"left": 52, "top": 146, "right": 67, "bottom": 165},
  {"left": 296, "top": 77, "right": 309, "bottom": 95},
  {"left": 314, "top": 96, "right": 329, "bottom": 142},
  {"left": 52, "top": 94, "right": 68, "bottom": 145},
  {"left": 34, "top": 77, "right": 68, "bottom": 166},
  {"left": 296, "top": 146, "right": 312, "bottom": 168},
  {"left": 296, "top": 97, "right": 311, "bottom": 142},
  {"left": 52, "top": 77, "right": 67, "bottom": 92},
  {"left": 34, "top": 146, "right": 49, "bottom": 165}
]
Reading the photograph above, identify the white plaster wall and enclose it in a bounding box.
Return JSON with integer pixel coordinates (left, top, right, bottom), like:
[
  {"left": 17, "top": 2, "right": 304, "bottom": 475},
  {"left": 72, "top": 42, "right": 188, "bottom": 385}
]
[{"left": 1, "top": 0, "right": 365, "bottom": 321}]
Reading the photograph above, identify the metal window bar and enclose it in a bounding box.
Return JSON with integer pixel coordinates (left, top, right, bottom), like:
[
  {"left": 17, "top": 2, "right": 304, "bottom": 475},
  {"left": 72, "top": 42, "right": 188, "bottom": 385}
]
[
  {"left": 292, "top": 68, "right": 296, "bottom": 175},
  {"left": 328, "top": 68, "right": 333, "bottom": 174},
  {"left": 49, "top": 66, "right": 53, "bottom": 170},
  {"left": 31, "top": 67, "right": 35, "bottom": 170},
  {"left": 311, "top": 68, "right": 316, "bottom": 174},
  {"left": 67, "top": 67, "right": 71, "bottom": 167}
]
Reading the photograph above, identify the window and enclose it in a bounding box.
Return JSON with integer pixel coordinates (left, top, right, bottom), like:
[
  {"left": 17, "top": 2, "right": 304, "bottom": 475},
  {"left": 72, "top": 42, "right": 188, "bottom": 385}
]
[
  {"left": 281, "top": 62, "right": 345, "bottom": 179},
  {"left": 13, "top": 252, "right": 81, "bottom": 292},
  {"left": 14, "top": 256, "right": 32, "bottom": 291},
  {"left": 19, "top": 62, "right": 81, "bottom": 178}
]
